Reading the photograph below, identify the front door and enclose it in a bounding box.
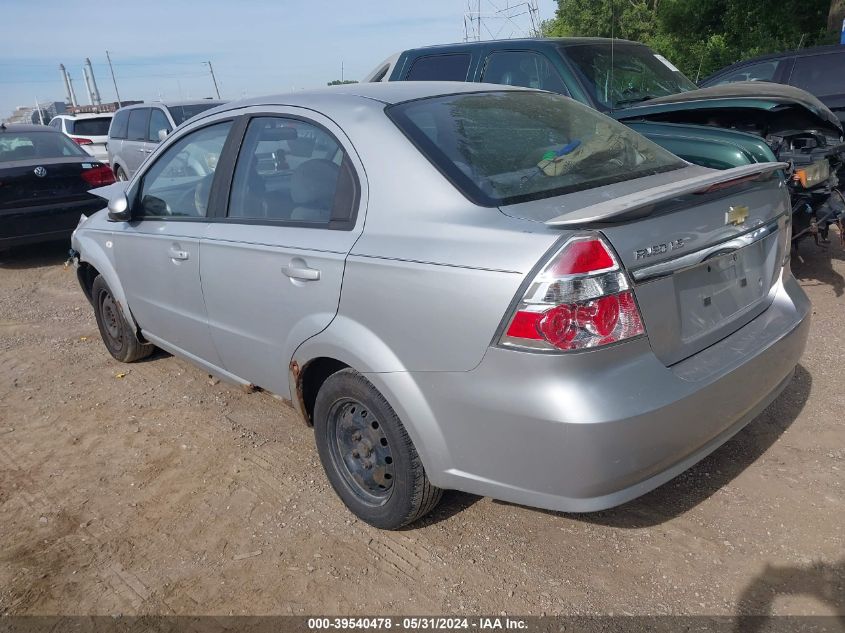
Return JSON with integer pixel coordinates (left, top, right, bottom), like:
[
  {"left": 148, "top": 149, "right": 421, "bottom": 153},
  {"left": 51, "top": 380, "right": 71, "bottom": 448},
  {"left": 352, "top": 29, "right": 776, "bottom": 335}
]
[
  {"left": 112, "top": 119, "right": 234, "bottom": 366},
  {"left": 200, "top": 113, "right": 365, "bottom": 397}
]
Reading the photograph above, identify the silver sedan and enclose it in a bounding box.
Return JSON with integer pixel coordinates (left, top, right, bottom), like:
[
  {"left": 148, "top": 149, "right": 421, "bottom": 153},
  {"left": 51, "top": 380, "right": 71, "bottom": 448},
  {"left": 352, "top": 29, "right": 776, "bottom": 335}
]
[{"left": 71, "top": 82, "right": 810, "bottom": 529}]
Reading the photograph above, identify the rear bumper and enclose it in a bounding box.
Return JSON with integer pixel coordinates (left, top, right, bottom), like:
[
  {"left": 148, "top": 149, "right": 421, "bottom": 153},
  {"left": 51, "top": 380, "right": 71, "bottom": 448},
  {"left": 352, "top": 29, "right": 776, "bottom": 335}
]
[
  {"left": 0, "top": 198, "right": 103, "bottom": 248},
  {"left": 371, "top": 269, "right": 810, "bottom": 512}
]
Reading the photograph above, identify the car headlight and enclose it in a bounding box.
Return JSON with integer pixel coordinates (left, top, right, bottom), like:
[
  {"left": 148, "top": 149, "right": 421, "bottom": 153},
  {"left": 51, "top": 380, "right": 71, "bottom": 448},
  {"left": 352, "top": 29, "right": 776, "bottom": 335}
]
[{"left": 793, "top": 159, "right": 830, "bottom": 188}]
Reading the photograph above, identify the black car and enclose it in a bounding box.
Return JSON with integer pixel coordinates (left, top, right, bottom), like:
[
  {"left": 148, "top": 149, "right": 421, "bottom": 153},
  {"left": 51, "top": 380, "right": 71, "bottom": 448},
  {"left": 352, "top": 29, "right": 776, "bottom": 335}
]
[
  {"left": 700, "top": 44, "right": 845, "bottom": 126},
  {"left": 0, "top": 123, "right": 114, "bottom": 249}
]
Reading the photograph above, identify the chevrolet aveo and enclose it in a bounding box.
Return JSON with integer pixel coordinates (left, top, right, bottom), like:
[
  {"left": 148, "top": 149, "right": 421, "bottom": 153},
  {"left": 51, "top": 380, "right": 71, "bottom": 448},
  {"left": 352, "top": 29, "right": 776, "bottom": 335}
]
[{"left": 70, "top": 82, "right": 810, "bottom": 529}]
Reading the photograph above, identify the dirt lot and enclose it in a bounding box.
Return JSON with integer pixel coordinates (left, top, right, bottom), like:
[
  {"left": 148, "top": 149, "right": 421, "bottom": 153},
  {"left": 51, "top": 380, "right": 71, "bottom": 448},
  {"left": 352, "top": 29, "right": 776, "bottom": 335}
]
[{"left": 0, "top": 239, "right": 843, "bottom": 618}]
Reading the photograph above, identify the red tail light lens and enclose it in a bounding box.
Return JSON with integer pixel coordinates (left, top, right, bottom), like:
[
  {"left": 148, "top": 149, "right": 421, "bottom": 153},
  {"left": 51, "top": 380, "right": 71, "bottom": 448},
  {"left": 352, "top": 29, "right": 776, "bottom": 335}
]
[
  {"left": 500, "top": 235, "right": 645, "bottom": 352},
  {"left": 81, "top": 164, "right": 116, "bottom": 187},
  {"left": 73, "top": 137, "right": 94, "bottom": 146}
]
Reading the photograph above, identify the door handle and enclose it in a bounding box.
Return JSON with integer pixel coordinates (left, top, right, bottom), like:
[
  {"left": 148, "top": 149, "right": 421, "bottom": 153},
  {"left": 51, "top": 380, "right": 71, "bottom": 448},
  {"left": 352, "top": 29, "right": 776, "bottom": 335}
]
[
  {"left": 282, "top": 264, "right": 320, "bottom": 281},
  {"left": 168, "top": 248, "right": 189, "bottom": 261}
]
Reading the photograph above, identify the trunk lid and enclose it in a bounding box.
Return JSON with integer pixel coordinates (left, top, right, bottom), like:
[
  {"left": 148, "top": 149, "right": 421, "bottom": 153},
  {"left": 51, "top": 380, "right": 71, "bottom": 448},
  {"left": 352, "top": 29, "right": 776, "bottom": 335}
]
[
  {"left": 0, "top": 157, "right": 99, "bottom": 210},
  {"left": 501, "top": 164, "right": 790, "bottom": 366}
]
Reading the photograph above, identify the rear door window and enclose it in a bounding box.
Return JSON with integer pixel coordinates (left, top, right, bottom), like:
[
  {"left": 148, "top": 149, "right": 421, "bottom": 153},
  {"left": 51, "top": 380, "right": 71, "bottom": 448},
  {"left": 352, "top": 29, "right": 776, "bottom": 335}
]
[
  {"left": 711, "top": 60, "right": 782, "bottom": 85},
  {"left": 110, "top": 109, "right": 130, "bottom": 139},
  {"left": 127, "top": 109, "right": 150, "bottom": 142},
  {"left": 405, "top": 54, "right": 471, "bottom": 81},
  {"left": 227, "top": 116, "right": 358, "bottom": 227},
  {"left": 789, "top": 53, "right": 845, "bottom": 96},
  {"left": 482, "top": 50, "right": 568, "bottom": 94}
]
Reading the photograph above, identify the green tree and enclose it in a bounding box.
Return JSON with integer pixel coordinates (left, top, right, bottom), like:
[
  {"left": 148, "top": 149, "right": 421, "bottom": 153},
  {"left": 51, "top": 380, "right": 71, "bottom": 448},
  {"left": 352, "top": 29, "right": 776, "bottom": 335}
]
[{"left": 545, "top": 0, "right": 838, "bottom": 80}]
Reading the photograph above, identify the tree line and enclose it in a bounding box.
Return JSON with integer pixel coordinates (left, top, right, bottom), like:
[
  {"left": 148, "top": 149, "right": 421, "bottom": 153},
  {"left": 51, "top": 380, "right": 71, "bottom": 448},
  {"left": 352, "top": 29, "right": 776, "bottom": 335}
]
[{"left": 544, "top": 0, "right": 845, "bottom": 81}]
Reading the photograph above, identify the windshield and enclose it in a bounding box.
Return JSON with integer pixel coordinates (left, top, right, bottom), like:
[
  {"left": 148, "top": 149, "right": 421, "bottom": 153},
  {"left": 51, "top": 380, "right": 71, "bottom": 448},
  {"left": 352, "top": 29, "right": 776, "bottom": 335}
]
[
  {"left": 388, "top": 91, "right": 685, "bottom": 206},
  {"left": 565, "top": 43, "right": 698, "bottom": 111},
  {"left": 69, "top": 117, "right": 112, "bottom": 136},
  {"left": 166, "top": 102, "right": 221, "bottom": 126},
  {"left": 0, "top": 131, "right": 89, "bottom": 162}
]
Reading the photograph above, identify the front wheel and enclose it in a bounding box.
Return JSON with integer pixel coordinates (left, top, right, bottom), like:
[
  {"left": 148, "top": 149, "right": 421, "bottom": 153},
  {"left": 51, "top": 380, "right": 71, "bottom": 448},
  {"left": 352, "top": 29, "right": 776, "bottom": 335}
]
[
  {"left": 313, "top": 368, "right": 442, "bottom": 529},
  {"left": 91, "top": 275, "right": 153, "bottom": 363},
  {"left": 115, "top": 166, "right": 127, "bottom": 181}
]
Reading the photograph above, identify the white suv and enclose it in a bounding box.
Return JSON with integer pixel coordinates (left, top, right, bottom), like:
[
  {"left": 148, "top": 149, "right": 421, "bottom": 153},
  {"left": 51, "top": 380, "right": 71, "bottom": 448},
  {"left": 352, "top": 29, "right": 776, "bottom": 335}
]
[{"left": 49, "top": 113, "right": 113, "bottom": 162}]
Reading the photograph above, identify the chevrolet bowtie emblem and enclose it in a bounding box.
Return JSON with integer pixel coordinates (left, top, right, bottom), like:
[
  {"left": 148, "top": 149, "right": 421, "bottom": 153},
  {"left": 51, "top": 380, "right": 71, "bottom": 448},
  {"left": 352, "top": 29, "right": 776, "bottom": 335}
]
[{"left": 726, "top": 205, "right": 749, "bottom": 226}]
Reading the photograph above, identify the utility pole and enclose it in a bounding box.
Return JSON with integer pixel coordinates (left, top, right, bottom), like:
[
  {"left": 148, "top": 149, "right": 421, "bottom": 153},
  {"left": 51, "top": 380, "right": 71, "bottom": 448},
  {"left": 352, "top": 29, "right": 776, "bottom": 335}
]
[
  {"left": 205, "top": 61, "right": 221, "bottom": 99},
  {"left": 34, "top": 99, "right": 44, "bottom": 125},
  {"left": 105, "top": 51, "right": 122, "bottom": 105},
  {"left": 341, "top": 61, "right": 344, "bottom": 82}
]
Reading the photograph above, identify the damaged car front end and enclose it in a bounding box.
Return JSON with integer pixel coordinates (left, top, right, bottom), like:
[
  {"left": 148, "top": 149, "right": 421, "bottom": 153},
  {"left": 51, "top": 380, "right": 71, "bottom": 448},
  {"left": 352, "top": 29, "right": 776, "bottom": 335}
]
[{"left": 614, "top": 82, "right": 845, "bottom": 245}]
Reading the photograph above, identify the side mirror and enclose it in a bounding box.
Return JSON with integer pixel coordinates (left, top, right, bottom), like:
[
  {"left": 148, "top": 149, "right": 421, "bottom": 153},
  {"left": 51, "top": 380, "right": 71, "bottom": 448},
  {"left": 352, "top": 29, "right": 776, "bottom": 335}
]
[
  {"left": 107, "top": 193, "right": 131, "bottom": 222},
  {"left": 158, "top": 128, "right": 170, "bottom": 142}
]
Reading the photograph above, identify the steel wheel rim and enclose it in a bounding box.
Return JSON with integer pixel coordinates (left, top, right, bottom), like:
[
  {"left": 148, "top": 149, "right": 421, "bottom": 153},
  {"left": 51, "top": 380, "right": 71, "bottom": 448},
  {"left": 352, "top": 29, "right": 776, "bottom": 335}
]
[
  {"left": 99, "top": 290, "right": 123, "bottom": 351},
  {"left": 327, "top": 398, "right": 395, "bottom": 506}
]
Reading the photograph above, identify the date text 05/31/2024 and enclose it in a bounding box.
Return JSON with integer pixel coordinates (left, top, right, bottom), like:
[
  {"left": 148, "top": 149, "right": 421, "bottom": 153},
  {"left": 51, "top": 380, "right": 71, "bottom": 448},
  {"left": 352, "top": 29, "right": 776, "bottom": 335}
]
[{"left": 307, "top": 617, "right": 528, "bottom": 630}]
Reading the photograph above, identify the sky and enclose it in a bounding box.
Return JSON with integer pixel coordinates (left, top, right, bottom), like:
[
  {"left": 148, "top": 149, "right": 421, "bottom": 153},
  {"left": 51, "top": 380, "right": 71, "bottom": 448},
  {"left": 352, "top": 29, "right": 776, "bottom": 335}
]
[{"left": 0, "top": 0, "right": 557, "bottom": 118}]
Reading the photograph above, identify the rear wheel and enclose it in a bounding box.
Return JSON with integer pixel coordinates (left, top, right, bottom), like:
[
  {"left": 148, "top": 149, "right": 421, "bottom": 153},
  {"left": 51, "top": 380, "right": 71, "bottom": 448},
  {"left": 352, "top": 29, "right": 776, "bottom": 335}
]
[
  {"left": 91, "top": 275, "right": 153, "bottom": 363},
  {"left": 313, "top": 368, "right": 442, "bottom": 529},
  {"left": 115, "top": 166, "right": 127, "bottom": 181}
]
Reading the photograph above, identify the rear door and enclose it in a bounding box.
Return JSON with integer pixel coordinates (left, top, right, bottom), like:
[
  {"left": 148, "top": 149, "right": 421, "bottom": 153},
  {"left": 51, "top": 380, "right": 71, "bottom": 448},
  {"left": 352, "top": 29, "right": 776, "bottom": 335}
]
[
  {"left": 124, "top": 108, "right": 152, "bottom": 176},
  {"left": 200, "top": 110, "right": 365, "bottom": 398}
]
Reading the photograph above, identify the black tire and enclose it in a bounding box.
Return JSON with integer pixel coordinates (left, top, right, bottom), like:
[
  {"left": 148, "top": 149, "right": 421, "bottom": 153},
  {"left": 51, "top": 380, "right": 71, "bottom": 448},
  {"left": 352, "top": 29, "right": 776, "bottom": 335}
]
[
  {"left": 313, "top": 368, "right": 442, "bottom": 529},
  {"left": 91, "top": 275, "right": 153, "bottom": 363},
  {"left": 115, "top": 166, "right": 127, "bottom": 181}
]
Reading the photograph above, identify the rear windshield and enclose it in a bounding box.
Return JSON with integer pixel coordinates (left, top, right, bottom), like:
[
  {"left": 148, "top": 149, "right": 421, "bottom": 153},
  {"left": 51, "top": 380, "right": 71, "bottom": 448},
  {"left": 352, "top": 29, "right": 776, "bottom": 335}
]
[
  {"left": 0, "top": 131, "right": 88, "bottom": 162},
  {"left": 166, "top": 103, "right": 220, "bottom": 126},
  {"left": 68, "top": 117, "right": 112, "bottom": 136},
  {"left": 388, "top": 91, "right": 685, "bottom": 206}
]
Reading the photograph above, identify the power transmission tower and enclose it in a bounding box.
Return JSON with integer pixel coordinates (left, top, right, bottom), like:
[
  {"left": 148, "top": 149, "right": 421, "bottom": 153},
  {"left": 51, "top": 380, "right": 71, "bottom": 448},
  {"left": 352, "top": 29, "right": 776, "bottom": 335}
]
[{"left": 463, "top": 0, "right": 541, "bottom": 41}]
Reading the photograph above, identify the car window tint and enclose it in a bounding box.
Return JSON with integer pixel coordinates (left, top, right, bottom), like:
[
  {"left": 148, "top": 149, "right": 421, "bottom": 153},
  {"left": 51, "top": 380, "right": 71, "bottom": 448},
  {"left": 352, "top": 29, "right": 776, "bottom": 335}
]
[
  {"left": 482, "top": 51, "right": 568, "bottom": 94},
  {"left": 712, "top": 60, "right": 781, "bottom": 85},
  {"left": 135, "top": 121, "right": 232, "bottom": 219},
  {"left": 127, "top": 109, "right": 149, "bottom": 142},
  {"left": 790, "top": 53, "right": 844, "bottom": 96},
  {"left": 110, "top": 109, "right": 130, "bottom": 139},
  {"left": 0, "top": 132, "right": 88, "bottom": 161},
  {"left": 73, "top": 117, "right": 112, "bottom": 136},
  {"left": 49, "top": 118, "right": 62, "bottom": 129},
  {"left": 148, "top": 109, "right": 172, "bottom": 142},
  {"left": 228, "top": 116, "right": 356, "bottom": 225},
  {"left": 406, "top": 54, "right": 471, "bottom": 81}
]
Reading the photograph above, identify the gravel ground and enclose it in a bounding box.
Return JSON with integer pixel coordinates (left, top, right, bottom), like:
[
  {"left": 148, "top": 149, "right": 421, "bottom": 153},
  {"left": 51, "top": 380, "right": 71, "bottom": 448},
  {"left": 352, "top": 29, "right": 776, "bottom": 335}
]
[{"left": 0, "top": 238, "right": 842, "bottom": 617}]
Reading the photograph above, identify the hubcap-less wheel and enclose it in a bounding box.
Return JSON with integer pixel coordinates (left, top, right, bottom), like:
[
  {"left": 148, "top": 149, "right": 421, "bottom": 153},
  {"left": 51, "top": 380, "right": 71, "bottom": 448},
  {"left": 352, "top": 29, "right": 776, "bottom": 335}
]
[
  {"left": 98, "top": 289, "right": 124, "bottom": 353},
  {"left": 328, "top": 398, "right": 395, "bottom": 505}
]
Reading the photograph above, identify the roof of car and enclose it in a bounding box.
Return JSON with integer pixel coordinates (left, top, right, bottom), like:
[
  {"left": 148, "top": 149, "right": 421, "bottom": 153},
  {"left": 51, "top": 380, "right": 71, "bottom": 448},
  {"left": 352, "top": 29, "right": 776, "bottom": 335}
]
[
  {"left": 704, "top": 44, "right": 845, "bottom": 80},
  {"left": 54, "top": 112, "right": 113, "bottom": 119},
  {"left": 0, "top": 123, "right": 58, "bottom": 133},
  {"left": 218, "top": 81, "right": 526, "bottom": 111},
  {"left": 118, "top": 99, "right": 225, "bottom": 110},
  {"left": 401, "top": 37, "right": 639, "bottom": 51}
]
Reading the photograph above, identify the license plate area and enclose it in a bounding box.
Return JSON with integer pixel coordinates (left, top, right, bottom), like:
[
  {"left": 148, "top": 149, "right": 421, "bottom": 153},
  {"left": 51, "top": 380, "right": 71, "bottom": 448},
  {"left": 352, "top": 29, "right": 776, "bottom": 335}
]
[{"left": 675, "top": 234, "right": 776, "bottom": 342}]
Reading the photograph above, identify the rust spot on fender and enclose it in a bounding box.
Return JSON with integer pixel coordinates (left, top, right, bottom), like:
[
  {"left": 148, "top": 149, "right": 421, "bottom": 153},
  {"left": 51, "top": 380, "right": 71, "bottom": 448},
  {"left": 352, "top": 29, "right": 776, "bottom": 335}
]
[{"left": 289, "top": 360, "right": 309, "bottom": 425}]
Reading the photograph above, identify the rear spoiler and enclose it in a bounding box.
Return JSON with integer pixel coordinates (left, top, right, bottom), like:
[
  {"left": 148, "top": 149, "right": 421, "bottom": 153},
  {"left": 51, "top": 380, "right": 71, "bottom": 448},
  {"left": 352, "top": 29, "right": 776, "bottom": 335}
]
[{"left": 545, "top": 162, "right": 788, "bottom": 227}]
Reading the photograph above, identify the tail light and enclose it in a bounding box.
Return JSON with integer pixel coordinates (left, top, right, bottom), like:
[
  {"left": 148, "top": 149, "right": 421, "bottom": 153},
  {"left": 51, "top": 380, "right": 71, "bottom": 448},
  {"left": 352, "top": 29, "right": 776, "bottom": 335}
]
[
  {"left": 499, "top": 234, "right": 645, "bottom": 352},
  {"left": 81, "top": 164, "right": 116, "bottom": 187},
  {"left": 73, "top": 137, "right": 94, "bottom": 146}
]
